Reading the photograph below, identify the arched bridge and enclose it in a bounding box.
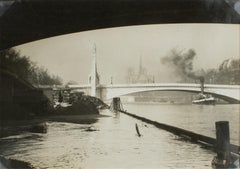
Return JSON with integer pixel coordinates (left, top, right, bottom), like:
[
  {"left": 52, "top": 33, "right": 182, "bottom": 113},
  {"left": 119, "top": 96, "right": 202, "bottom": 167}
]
[{"left": 68, "top": 83, "right": 240, "bottom": 103}]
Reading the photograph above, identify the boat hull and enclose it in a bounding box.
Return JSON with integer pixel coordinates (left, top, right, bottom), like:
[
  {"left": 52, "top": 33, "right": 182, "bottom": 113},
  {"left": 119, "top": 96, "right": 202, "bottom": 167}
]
[{"left": 192, "top": 97, "right": 216, "bottom": 105}]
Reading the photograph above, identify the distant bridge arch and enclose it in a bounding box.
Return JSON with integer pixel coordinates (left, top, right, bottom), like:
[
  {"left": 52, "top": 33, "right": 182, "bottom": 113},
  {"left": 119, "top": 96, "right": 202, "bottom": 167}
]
[
  {"left": 40, "top": 83, "right": 240, "bottom": 104},
  {"left": 98, "top": 83, "right": 240, "bottom": 103},
  {"left": 105, "top": 88, "right": 238, "bottom": 104}
]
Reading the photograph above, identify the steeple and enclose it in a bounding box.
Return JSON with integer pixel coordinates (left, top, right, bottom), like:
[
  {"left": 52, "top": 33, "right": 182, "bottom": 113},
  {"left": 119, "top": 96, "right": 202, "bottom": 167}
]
[
  {"left": 93, "top": 43, "right": 97, "bottom": 74},
  {"left": 139, "top": 55, "right": 143, "bottom": 75}
]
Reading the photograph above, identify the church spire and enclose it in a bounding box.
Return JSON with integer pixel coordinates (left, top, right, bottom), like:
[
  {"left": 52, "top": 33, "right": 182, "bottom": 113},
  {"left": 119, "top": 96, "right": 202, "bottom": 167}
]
[{"left": 139, "top": 55, "right": 143, "bottom": 75}]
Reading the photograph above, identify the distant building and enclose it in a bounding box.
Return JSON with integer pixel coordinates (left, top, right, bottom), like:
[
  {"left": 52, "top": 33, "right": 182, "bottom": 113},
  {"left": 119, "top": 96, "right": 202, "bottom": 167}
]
[{"left": 127, "top": 56, "right": 154, "bottom": 84}]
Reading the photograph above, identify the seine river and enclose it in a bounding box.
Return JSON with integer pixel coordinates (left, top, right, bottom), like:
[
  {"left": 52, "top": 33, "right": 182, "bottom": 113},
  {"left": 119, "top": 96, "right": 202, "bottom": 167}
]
[
  {"left": 124, "top": 103, "right": 240, "bottom": 145},
  {"left": 0, "top": 103, "right": 239, "bottom": 169}
]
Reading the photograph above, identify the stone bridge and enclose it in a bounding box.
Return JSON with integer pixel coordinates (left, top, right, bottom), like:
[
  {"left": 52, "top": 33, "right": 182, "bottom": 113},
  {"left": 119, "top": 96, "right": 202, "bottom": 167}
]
[{"left": 67, "top": 83, "right": 240, "bottom": 103}]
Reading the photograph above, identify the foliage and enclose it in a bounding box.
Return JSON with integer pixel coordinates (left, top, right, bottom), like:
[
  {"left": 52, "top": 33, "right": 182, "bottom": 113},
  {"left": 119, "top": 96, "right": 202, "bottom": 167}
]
[
  {"left": 28, "top": 66, "right": 62, "bottom": 85},
  {"left": 0, "top": 49, "right": 32, "bottom": 80},
  {"left": 0, "top": 48, "right": 62, "bottom": 85},
  {"left": 161, "top": 48, "right": 240, "bottom": 85},
  {"left": 205, "top": 58, "right": 240, "bottom": 85}
]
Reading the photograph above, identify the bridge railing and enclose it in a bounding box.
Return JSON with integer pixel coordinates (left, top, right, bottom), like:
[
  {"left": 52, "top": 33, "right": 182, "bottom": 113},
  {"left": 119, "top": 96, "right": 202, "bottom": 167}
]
[{"left": 101, "top": 83, "right": 240, "bottom": 89}]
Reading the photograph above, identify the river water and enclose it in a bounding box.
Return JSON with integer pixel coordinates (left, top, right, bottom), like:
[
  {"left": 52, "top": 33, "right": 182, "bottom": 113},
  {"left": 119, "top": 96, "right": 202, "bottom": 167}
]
[
  {"left": 0, "top": 103, "right": 239, "bottom": 169},
  {"left": 124, "top": 103, "right": 240, "bottom": 145}
]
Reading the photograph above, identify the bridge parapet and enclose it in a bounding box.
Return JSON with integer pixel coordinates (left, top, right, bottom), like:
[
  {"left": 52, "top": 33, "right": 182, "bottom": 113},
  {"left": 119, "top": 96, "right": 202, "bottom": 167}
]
[
  {"left": 101, "top": 83, "right": 200, "bottom": 88},
  {"left": 102, "top": 83, "right": 240, "bottom": 88},
  {"left": 205, "top": 84, "right": 240, "bottom": 89}
]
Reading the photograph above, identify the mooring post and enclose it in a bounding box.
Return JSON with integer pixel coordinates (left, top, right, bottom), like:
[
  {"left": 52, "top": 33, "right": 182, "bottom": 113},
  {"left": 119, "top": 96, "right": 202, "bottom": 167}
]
[
  {"left": 212, "top": 121, "right": 231, "bottom": 168},
  {"left": 111, "top": 97, "right": 121, "bottom": 111}
]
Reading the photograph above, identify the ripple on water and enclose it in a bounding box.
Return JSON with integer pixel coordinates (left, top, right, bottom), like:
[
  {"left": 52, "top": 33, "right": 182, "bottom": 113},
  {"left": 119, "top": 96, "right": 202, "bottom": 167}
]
[{"left": 0, "top": 110, "right": 217, "bottom": 169}]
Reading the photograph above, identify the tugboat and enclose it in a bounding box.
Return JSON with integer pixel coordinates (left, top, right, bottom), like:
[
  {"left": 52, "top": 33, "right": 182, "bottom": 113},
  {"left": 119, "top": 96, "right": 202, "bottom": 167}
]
[
  {"left": 192, "top": 93, "right": 215, "bottom": 104},
  {"left": 192, "top": 78, "right": 216, "bottom": 105}
]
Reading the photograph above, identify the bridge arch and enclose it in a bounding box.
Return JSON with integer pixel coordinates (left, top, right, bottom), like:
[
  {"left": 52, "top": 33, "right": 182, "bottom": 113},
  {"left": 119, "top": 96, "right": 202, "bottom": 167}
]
[
  {"left": 112, "top": 89, "right": 240, "bottom": 104},
  {"left": 101, "top": 84, "right": 240, "bottom": 104}
]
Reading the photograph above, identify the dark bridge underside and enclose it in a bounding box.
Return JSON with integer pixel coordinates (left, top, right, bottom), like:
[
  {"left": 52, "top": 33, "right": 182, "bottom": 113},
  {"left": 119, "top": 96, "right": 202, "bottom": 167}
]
[{"left": 0, "top": 0, "right": 239, "bottom": 50}]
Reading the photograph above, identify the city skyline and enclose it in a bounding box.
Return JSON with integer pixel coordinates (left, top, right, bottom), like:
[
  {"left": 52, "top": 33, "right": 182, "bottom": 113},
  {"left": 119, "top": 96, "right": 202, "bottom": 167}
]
[{"left": 15, "top": 24, "right": 239, "bottom": 84}]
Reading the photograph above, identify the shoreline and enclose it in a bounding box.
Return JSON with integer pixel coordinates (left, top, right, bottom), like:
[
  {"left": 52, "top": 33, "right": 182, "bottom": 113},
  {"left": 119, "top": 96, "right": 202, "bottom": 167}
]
[
  {"left": 0, "top": 156, "right": 34, "bottom": 169},
  {"left": 46, "top": 113, "right": 110, "bottom": 124},
  {"left": 0, "top": 113, "right": 110, "bottom": 138},
  {"left": 0, "top": 113, "right": 111, "bottom": 169}
]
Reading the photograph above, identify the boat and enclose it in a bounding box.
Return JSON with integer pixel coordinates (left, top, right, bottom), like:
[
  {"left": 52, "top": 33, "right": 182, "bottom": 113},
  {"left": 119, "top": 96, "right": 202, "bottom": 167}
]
[
  {"left": 192, "top": 93, "right": 216, "bottom": 105},
  {"left": 192, "top": 77, "right": 216, "bottom": 105}
]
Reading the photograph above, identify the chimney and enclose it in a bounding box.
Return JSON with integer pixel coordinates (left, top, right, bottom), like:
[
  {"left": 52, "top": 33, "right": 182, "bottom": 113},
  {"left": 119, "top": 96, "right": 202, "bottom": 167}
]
[{"left": 200, "top": 77, "right": 204, "bottom": 94}]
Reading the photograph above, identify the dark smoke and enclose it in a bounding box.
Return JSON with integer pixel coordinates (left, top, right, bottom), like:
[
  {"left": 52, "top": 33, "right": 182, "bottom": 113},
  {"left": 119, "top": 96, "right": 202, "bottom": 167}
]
[{"left": 161, "top": 49, "right": 204, "bottom": 81}]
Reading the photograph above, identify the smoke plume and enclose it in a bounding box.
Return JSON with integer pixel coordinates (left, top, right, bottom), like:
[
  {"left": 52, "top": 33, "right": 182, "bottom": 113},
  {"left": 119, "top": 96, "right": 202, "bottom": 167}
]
[{"left": 161, "top": 49, "right": 204, "bottom": 81}]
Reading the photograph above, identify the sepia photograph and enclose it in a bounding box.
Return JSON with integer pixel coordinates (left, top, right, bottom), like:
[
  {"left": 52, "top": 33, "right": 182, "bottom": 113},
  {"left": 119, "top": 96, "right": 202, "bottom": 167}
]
[{"left": 0, "top": 0, "right": 240, "bottom": 169}]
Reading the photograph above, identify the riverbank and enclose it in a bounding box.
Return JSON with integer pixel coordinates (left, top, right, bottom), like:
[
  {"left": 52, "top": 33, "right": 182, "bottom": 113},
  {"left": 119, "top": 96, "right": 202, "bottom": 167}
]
[
  {"left": 47, "top": 114, "right": 109, "bottom": 124},
  {"left": 0, "top": 114, "right": 109, "bottom": 138},
  {"left": 0, "top": 95, "right": 108, "bottom": 137},
  {"left": 0, "top": 113, "right": 110, "bottom": 169},
  {"left": 0, "top": 156, "right": 33, "bottom": 169}
]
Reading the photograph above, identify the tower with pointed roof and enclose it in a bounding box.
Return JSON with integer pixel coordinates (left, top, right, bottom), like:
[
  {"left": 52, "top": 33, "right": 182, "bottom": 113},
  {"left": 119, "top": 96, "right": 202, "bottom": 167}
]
[{"left": 90, "top": 43, "right": 99, "bottom": 97}]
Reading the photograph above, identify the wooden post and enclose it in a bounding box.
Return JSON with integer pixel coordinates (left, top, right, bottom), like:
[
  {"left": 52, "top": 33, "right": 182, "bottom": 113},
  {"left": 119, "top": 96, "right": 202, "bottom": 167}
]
[
  {"left": 216, "top": 121, "right": 230, "bottom": 161},
  {"left": 212, "top": 121, "right": 231, "bottom": 168},
  {"left": 110, "top": 97, "right": 123, "bottom": 112},
  {"left": 200, "top": 77, "right": 204, "bottom": 94},
  {"left": 113, "top": 97, "right": 120, "bottom": 111}
]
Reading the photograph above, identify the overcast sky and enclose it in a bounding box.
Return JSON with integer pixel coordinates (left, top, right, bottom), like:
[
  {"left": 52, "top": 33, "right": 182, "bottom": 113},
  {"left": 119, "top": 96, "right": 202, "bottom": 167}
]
[{"left": 15, "top": 24, "right": 239, "bottom": 84}]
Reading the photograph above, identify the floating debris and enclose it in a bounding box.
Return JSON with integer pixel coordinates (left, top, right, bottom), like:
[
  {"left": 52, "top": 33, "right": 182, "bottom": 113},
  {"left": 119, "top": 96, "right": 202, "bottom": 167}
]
[
  {"left": 135, "top": 123, "right": 142, "bottom": 137},
  {"left": 85, "top": 126, "right": 99, "bottom": 132}
]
